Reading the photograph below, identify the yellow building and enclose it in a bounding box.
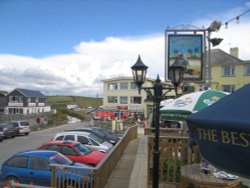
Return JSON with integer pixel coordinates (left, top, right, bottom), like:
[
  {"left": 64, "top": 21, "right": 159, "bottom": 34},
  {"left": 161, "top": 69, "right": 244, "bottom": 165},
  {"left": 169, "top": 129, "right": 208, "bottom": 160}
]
[
  {"left": 210, "top": 48, "right": 250, "bottom": 92},
  {"left": 102, "top": 77, "right": 176, "bottom": 118}
]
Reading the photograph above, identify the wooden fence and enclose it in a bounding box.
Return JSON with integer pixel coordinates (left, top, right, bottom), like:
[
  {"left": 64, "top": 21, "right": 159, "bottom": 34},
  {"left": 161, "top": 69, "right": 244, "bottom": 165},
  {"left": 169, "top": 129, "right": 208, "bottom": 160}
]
[{"left": 146, "top": 128, "right": 200, "bottom": 187}]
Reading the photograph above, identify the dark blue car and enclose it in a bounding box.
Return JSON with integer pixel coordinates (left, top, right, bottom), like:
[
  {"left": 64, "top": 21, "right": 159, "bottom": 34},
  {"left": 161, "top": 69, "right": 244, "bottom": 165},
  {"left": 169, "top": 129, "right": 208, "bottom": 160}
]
[{"left": 1, "top": 150, "right": 93, "bottom": 187}]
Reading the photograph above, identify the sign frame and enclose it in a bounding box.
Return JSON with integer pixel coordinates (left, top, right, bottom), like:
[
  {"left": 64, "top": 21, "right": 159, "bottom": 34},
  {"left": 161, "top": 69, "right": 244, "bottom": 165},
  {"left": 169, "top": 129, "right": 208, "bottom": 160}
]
[{"left": 165, "top": 29, "right": 206, "bottom": 83}]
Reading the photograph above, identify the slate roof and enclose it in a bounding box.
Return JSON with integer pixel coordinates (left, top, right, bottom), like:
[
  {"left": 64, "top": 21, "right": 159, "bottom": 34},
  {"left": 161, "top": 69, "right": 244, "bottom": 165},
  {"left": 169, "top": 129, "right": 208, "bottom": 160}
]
[
  {"left": 15, "top": 88, "right": 46, "bottom": 98},
  {"left": 209, "top": 49, "right": 243, "bottom": 66}
]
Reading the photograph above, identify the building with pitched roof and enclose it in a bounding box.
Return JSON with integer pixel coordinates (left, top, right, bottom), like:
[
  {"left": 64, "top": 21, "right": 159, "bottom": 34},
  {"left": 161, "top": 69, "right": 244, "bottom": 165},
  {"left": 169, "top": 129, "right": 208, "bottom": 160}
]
[
  {"left": 4, "top": 88, "right": 51, "bottom": 115},
  {"left": 210, "top": 47, "right": 250, "bottom": 92}
]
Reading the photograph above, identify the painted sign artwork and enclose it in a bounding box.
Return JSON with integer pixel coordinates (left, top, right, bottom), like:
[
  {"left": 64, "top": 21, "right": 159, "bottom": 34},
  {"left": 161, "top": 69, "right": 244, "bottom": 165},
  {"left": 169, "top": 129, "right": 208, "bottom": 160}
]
[{"left": 168, "top": 34, "right": 203, "bottom": 81}]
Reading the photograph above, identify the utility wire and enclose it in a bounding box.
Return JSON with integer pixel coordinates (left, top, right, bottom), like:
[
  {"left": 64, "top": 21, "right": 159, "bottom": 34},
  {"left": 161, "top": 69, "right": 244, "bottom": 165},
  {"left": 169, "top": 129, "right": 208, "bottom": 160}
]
[{"left": 223, "top": 10, "right": 250, "bottom": 28}]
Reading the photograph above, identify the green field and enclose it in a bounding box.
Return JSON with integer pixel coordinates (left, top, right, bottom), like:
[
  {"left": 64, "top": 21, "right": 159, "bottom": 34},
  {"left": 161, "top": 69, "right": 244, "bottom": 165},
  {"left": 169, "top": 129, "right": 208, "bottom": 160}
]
[
  {"left": 46, "top": 96, "right": 103, "bottom": 125},
  {"left": 48, "top": 96, "right": 103, "bottom": 109}
]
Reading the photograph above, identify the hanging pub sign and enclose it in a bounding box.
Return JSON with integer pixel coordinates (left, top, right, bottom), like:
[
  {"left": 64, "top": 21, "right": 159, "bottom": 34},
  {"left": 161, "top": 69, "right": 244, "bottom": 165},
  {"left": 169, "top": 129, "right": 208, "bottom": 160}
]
[{"left": 167, "top": 34, "right": 203, "bottom": 82}]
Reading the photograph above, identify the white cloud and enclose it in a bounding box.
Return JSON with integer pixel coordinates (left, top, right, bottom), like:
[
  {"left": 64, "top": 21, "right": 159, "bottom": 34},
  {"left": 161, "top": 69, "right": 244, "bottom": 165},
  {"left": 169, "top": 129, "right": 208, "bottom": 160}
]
[
  {"left": 0, "top": 35, "right": 165, "bottom": 96},
  {"left": 0, "top": 6, "right": 250, "bottom": 97}
]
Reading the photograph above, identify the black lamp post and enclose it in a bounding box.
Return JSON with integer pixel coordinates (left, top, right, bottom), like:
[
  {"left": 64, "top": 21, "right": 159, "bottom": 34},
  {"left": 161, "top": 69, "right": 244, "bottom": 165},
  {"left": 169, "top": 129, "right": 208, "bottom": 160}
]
[{"left": 131, "top": 55, "right": 184, "bottom": 188}]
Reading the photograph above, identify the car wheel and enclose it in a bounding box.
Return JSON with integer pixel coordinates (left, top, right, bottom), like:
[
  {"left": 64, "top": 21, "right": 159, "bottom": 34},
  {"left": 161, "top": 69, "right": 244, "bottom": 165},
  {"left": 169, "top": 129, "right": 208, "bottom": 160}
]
[
  {"left": 25, "top": 132, "right": 29, "bottom": 135},
  {"left": 5, "top": 176, "right": 19, "bottom": 186}
]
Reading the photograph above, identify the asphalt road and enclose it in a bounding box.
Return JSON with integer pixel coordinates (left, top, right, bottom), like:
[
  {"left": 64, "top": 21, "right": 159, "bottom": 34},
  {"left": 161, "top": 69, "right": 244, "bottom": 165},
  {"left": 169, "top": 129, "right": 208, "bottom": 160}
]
[{"left": 0, "top": 121, "right": 91, "bottom": 167}]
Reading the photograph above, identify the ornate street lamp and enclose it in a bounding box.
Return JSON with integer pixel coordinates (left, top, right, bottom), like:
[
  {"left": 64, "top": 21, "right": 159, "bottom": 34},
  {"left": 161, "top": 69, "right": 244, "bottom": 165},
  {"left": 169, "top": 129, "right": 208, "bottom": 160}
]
[
  {"left": 131, "top": 55, "right": 148, "bottom": 94},
  {"left": 131, "top": 55, "right": 184, "bottom": 188}
]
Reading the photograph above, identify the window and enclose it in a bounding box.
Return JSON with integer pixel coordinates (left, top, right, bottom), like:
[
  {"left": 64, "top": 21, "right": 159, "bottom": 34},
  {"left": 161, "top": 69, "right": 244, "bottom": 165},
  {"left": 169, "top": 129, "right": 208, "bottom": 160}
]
[
  {"left": 64, "top": 135, "right": 75, "bottom": 141},
  {"left": 55, "top": 135, "right": 64, "bottom": 141},
  {"left": 130, "top": 82, "right": 138, "bottom": 90},
  {"left": 120, "top": 96, "right": 128, "bottom": 104},
  {"left": 41, "top": 145, "right": 60, "bottom": 152},
  {"left": 108, "top": 83, "right": 118, "bottom": 90},
  {"left": 30, "top": 157, "right": 50, "bottom": 170},
  {"left": 108, "top": 96, "right": 117, "bottom": 103},
  {"left": 120, "top": 82, "right": 128, "bottom": 90},
  {"left": 27, "top": 98, "right": 31, "bottom": 102},
  {"left": 75, "top": 144, "right": 91, "bottom": 155},
  {"left": 61, "top": 146, "right": 77, "bottom": 156},
  {"left": 130, "top": 96, "right": 142, "bottom": 104},
  {"left": 9, "top": 96, "right": 19, "bottom": 102},
  {"left": 77, "top": 136, "right": 90, "bottom": 145},
  {"left": 89, "top": 138, "right": 99, "bottom": 146},
  {"left": 6, "top": 156, "right": 28, "bottom": 168},
  {"left": 221, "top": 85, "right": 235, "bottom": 93},
  {"left": 244, "top": 64, "right": 250, "bottom": 75},
  {"left": 222, "top": 66, "right": 235, "bottom": 76},
  {"left": 19, "top": 96, "right": 23, "bottom": 102}
]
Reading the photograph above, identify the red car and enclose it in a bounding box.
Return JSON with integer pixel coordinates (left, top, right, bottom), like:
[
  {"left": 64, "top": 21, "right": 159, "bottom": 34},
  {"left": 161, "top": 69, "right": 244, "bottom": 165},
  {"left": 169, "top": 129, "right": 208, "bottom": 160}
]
[{"left": 36, "top": 140, "right": 106, "bottom": 166}]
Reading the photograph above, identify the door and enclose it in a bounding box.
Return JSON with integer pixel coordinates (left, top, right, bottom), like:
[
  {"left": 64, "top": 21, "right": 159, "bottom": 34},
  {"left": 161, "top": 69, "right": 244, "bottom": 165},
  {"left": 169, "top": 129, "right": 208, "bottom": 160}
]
[{"left": 29, "top": 156, "right": 51, "bottom": 186}]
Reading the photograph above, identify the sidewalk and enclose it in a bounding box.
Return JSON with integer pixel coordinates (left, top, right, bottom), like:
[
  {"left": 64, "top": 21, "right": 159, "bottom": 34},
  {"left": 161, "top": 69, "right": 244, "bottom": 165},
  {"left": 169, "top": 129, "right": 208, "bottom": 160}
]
[{"left": 104, "top": 127, "right": 147, "bottom": 188}]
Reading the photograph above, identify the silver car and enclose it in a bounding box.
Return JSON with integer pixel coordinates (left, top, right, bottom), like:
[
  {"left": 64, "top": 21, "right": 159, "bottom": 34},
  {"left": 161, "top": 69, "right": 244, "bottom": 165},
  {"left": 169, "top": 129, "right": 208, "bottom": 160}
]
[
  {"left": 0, "top": 130, "right": 4, "bottom": 142},
  {"left": 10, "top": 120, "right": 31, "bottom": 136},
  {"left": 52, "top": 131, "right": 113, "bottom": 153}
]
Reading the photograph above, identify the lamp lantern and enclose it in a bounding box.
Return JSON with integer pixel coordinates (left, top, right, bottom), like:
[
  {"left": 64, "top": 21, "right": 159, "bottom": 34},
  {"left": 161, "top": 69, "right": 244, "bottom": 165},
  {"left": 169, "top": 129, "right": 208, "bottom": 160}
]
[
  {"left": 169, "top": 64, "right": 185, "bottom": 88},
  {"left": 131, "top": 55, "right": 148, "bottom": 93}
]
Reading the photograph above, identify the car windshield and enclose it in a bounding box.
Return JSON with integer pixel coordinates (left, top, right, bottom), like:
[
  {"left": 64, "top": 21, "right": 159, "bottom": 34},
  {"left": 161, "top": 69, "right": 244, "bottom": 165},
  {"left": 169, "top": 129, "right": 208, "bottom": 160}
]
[
  {"left": 89, "top": 133, "right": 104, "bottom": 143},
  {"left": 50, "top": 153, "right": 73, "bottom": 165},
  {"left": 93, "top": 130, "right": 106, "bottom": 137},
  {"left": 99, "top": 129, "right": 111, "bottom": 135},
  {"left": 75, "top": 144, "right": 92, "bottom": 155}
]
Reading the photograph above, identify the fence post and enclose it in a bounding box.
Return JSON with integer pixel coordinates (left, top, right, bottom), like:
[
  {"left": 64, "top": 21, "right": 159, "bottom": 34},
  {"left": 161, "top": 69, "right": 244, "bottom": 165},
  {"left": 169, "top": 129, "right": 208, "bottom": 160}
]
[{"left": 51, "top": 165, "right": 56, "bottom": 187}]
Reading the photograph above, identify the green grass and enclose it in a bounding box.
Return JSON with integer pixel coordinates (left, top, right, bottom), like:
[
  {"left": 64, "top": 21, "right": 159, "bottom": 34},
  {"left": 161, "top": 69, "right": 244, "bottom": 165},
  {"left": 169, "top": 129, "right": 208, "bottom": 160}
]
[
  {"left": 46, "top": 95, "right": 103, "bottom": 125},
  {"left": 48, "top": 95, "right": 103, "bottom": 109}
]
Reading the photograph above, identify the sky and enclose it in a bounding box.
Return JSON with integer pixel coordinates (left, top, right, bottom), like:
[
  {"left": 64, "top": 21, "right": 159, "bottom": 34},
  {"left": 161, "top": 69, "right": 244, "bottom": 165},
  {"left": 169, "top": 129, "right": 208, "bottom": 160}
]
[{"left": 0, "top": 0, "right": 250, "bottom": 97}]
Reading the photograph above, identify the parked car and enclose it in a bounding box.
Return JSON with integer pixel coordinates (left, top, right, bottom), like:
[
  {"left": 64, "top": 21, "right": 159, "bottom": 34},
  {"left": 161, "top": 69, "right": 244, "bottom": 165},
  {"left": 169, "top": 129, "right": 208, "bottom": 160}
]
[
  {"left": 65, "top": 127, "right": 118, "bottom": 145},
  {"left": 0, "top": 150, "right": 93, "bottom": 187},
  {"left": 36, "top": 140, "right": 106, "bottom": 166},
  {"left": 0, "top": 123, "right": 16, "bottom": 139},
  {"left": 9, "top": 120, "right": 31, "bottom": 136},
  {"left": 91, "top": 127, "right": 120, "bottom": 142},
  {"left": 52, "top": 131, "right": 113, "bottom": 153},
  {"left": 0, "top": 130, "right": 4, "bottom": 142}
]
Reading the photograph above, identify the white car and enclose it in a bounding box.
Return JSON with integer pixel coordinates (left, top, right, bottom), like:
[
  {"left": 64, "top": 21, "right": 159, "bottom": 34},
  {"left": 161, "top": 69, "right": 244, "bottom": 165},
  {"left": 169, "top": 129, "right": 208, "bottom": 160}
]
[
  {"left": 52, "top": 131, "right": 113, "bottom": 153},
  {"left": 9, "top": 120, "right": 31, "bottom": 136}
]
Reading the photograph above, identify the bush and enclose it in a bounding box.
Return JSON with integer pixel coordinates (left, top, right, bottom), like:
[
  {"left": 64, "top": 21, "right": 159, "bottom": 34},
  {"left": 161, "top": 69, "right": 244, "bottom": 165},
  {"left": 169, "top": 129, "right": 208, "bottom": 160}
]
[{"left": 163, "top": 159, "right": 181, "bottom": 182}]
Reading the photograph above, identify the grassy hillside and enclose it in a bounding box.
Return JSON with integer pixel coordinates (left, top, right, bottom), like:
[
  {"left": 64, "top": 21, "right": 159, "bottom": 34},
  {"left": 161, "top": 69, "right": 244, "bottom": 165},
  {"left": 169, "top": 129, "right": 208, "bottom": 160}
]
[
  {"left": 48, "top": 96, "right": 103, "bottom": 109},
  {"left": 47, "top": 96, "right": 103, "bottom": 124}
]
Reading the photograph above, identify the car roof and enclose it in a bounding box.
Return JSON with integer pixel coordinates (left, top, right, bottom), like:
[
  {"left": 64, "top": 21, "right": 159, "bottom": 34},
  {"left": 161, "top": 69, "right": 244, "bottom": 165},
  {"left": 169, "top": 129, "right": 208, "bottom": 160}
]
[
  {"left": 45, "top": 140, "right": 79, "bottom": 146},
  {"left": 0, "top": 123, "right": 8, "bottom": 125},
  {"left": 10, "top": 120, "right": 29, "bottom": 122},
  {"left": 56, "top": 131, "right": 91, "bottom": 136},
  {"left": 66, "top": 128, "right": 93, "bottom": 131},
  {"left": 16, "top": 150, "right": 58, "bottom": 157}
]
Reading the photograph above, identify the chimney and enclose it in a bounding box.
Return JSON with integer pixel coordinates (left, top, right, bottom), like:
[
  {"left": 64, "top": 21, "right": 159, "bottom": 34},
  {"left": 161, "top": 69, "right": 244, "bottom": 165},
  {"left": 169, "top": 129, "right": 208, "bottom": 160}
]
[{"left": 230, "top": 47, "right": 239, "bottom": 58}]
